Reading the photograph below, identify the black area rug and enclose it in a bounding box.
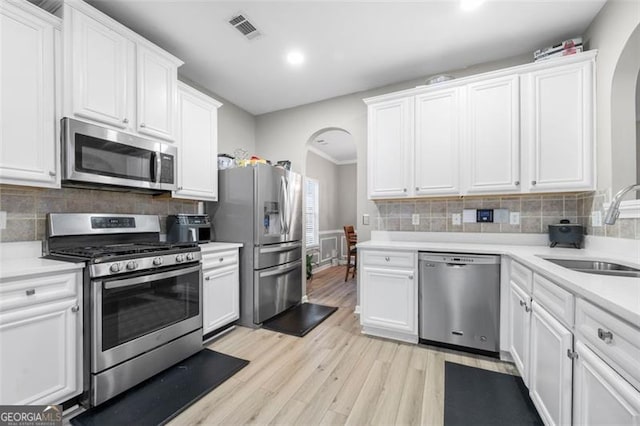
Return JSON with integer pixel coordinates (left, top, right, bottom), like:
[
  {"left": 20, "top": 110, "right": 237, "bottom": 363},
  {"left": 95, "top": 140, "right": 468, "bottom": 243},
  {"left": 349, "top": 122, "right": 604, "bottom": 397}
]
[
  {"left": 70, "top": 349, "right": 249, "bottom": 426},
  {"left": 262, "top": 303, "right": 338, "bottom": 337},
  {"left": 444, "top": 361, "right": 543, "bottom": 426}
]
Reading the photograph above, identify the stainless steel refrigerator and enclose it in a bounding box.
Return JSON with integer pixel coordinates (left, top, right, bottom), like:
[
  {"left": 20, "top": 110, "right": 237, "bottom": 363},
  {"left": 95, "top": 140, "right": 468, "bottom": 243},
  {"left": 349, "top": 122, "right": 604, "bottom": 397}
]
[{"left": 206, "top": 164, "right": 303, "bottom": 327}]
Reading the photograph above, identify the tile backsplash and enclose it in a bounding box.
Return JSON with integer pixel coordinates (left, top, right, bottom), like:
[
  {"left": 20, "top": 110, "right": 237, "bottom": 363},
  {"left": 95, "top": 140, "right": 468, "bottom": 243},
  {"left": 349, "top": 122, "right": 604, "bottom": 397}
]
[
  {"left": 0, "top": 184, "right": 198, "bottom": 242},
  {"left": 373, "top": 192, "right": 639, "bottom": 240}
]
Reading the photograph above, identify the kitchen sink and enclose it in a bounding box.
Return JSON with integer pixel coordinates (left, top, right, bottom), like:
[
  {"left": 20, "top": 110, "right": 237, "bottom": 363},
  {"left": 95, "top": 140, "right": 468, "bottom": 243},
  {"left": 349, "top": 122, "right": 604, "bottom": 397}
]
[{"left": 542, "top": 258, "right": 640, "bottom": 278}]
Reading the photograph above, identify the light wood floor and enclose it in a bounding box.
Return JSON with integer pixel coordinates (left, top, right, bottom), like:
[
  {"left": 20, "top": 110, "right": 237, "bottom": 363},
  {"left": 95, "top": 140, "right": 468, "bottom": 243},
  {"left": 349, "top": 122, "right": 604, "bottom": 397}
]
[{"left": 170, "top": 266, "right": 518, "bottom": 426}]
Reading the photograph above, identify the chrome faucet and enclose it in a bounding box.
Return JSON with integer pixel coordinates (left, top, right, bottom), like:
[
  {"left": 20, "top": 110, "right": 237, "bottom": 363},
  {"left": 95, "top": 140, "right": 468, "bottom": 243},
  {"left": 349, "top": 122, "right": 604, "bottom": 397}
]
[{"left": 604, "top": 183, "right": 640, "bottom": 225}]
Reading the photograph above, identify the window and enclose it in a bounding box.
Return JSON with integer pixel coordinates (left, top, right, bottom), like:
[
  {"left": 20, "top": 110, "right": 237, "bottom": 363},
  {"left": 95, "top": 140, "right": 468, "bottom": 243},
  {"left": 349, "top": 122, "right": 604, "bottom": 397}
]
[{"left": 305, "top": 177, "right": 319, "bottom": 247}]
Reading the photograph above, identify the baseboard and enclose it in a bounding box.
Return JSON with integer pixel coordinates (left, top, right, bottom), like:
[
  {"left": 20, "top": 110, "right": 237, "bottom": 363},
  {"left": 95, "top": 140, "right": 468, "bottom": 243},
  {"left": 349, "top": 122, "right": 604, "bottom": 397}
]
[
  {"left": 301, "top": 295, "right": 309, "bottom": 303},
  {"left": 312, "top": 263, "right": 333, "bottom": 273}
]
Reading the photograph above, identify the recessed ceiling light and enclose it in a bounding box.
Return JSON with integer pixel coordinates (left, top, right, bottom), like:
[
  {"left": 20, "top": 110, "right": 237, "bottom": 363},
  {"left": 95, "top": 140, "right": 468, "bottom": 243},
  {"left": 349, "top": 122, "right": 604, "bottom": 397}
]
[
  {"left": 460, "top": 0, "right": 486, "bottom": 11},
  {"left": 286, "top": 50, "right": 305, "bottom": 66}
]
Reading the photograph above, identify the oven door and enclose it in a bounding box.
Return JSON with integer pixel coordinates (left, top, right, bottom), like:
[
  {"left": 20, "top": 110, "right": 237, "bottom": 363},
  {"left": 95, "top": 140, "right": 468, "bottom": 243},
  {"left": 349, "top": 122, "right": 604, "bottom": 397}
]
[{"left": 91, "top": 264, "right": 202, "bottom": 373}]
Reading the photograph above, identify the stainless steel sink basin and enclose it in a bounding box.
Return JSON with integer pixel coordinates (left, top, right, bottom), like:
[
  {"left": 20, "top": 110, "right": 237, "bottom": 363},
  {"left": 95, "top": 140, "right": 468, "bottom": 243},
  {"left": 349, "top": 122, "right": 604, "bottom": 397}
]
[{"left": 542, "top": 258, "right": 640, "bottom": 278}]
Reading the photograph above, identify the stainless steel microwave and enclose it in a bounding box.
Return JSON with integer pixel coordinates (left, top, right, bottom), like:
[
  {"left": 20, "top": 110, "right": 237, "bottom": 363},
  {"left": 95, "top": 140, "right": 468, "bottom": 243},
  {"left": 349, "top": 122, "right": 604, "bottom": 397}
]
[{"left": 62, "top": 118, "right": 177, "bottom": 192}]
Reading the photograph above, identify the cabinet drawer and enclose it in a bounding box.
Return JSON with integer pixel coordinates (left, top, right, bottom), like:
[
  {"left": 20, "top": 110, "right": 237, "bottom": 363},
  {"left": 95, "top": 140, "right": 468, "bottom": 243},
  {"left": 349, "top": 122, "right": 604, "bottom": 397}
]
[
  {"left": 202, "top": 250, "right": 238, "bottom": 270},
  {"left": 510, "top": 260, "right": 533, "bottom": 294},
  {"left": 0, "top": 272, "right": 79, "bottom": 312},
  {"left": 361, "top": 250, "right": 415, "bottom": 268},
  {"left": 575, "top": 299, "right": 640, "bottom": 389},
  {"left": 533, "top": 273, "right": 574, "bottom": 327}
]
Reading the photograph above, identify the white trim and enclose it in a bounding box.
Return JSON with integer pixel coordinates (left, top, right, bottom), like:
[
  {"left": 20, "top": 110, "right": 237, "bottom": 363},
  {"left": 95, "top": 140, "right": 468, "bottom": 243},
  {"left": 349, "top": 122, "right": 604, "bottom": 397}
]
[
  {"left": 302, "top": 295, "right": 309, "bottom": 303},
  {"left": 603, "top": 200, "right": 640, "bottom": 219},
  {"left": 319, "top": 229, "right": 344, "bottom": 235},
  {"left": 320, "top": 236, "right": 338, "bottom": 261},
  {"left": 307, "top": 146, "right": 356, "bottom": 166}
]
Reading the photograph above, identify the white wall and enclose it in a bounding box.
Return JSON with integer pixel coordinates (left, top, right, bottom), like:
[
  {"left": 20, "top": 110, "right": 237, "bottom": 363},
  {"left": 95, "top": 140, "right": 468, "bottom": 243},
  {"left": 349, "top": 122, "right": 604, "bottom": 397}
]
[
  {"left": 306, "top": 150, "right": 339, "bottom": 231},
  {"left": 338, "top": 163, "right": 357, "bottom": 228},
  {"left": 178, "top": 76, "right": 256, "bottom": 156},
  {"left": 583, "top": 0, "right": 640, "bottom": 194}
]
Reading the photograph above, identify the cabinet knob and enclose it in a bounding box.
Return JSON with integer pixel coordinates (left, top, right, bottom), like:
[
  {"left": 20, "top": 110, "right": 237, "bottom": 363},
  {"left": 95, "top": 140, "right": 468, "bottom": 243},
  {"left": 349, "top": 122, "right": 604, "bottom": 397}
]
[
  {"left": 219, "top": 258, "right": 224, "bottom": 262},
  {"left": 384, "top": 256, "right": 390, "bottom": 262},
  {"left": 524, "top": 304, "right": 531, "bottom": 312},
  {"left": 415, "top": 187, "right": 419, "bottom": 191},
  {"left": 519, "top": 300, "right": 525, "bottom": 307},
  {"left": 123, "top": 118, "right": 129, "bottom": 124},
  {"left": 205, "top": 276, "right": 211, "bottom": 281},
  {"left": 49, "top": 170, "right": 56, "bottom": 177},
  {"left": 514, "top": 180, "right": 520, "bottom": 186},
  {"left": 177, "top": 186, "right": 183, "bottom": 191},
  {"left": 25, "top": 289, "right": 35, "bottom": 296},
  {"left": 140, "top": 123, "right": 146, "bottom": 128},
  {"left": 531, "top": 180, "right": 537, "bottom": 186},
  {"left": 71, "top": 305, "right": 80, "bottom": 313},
  {"left": 597, "top": 328, "right": 613, "bottom": 344},
  {"left": 408, "top": 275, "right": 414, "bottom": 280},
  {"left": 403, "top": 188, "right": 407, "bottom": 193}
]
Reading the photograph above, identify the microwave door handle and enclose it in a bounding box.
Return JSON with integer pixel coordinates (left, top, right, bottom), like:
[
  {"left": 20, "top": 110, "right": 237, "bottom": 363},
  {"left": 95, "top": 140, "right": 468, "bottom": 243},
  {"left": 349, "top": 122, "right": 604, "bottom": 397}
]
[{"left": 155, "top": 151, "right": 162, "bottom": 183}]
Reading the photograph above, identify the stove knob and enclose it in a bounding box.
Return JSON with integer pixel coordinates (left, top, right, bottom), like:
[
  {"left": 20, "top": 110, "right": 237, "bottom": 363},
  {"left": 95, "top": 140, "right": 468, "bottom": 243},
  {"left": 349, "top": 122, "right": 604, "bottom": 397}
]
[
  {"left": 175, "top": 254, "right": 185, "bottom": 263},
  {"left": 186, "top": 253, "right": 194, "bottom": 261},
  {"left": 153, "top": 257, "right": 163, "bottom": 266},
  {"left": 126, "top": 261, "right": 137, "bottom": 271},
  {"left": 110, "top": 263, "right": 121, "bottom": 273}
]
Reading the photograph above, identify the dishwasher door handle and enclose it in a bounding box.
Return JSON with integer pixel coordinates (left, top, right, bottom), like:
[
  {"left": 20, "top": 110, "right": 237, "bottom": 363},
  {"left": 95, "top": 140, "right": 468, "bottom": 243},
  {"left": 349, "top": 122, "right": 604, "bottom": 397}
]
[{"left": 445, "top": 263, "right": 467, "bottom": 268}]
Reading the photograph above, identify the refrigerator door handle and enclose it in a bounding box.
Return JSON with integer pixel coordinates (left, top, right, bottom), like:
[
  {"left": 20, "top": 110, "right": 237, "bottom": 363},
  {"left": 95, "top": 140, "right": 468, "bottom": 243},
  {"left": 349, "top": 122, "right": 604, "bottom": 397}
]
[
  {"left": 280, "top": 176, "right": 290, "bottom": 234},
  {"left": 258, "top": 241, "right": 302, "bottom": 253},
  {"left": 258, "top": 260, "right": 302, "bottom": 278}
]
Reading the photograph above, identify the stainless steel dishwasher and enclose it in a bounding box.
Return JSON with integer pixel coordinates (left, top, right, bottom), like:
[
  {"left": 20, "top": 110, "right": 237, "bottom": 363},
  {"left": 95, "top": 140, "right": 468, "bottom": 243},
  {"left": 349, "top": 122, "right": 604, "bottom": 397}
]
[{"left": 419, "top": 252, "right": 501, "bottom": 355}]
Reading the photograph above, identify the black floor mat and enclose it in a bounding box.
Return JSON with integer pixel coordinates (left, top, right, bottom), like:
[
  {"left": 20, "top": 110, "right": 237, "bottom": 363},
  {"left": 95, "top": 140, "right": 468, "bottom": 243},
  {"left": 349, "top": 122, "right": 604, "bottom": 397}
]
[
  {"left": 262, "top": 303, "right": 338, "bottom": 337},
  {"left": 444, "top": 361, "right": 543, "bottom": 425},
  {"left": 70, "top": 349, "right": 249, "bottom": 426}
]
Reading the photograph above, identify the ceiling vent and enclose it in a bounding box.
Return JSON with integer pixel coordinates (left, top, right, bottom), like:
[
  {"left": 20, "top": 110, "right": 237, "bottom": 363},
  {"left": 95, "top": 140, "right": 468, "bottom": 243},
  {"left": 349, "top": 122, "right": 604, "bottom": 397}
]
[{"left": 228, "top": 13, "right": 262, "bottom": 40}]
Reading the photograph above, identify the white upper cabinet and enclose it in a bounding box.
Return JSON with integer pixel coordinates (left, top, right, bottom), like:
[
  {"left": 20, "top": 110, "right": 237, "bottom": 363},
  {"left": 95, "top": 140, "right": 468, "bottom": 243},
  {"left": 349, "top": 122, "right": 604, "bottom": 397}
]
[
  {"left": 64, "top": 0, "right": 182, "bottom": 141},
  {"left": 0, "top": 1, "right": 60, "bottom": 188},
  {"left": 367, "top": 97, "right": 413, "bottom": 198},
  {"left": 414, "top": 88, "right": 460, "bottom": 196},
  {"left": 68, "top": 6, "right": 131, "bottom": 129},
  {"left": 173, "top": 82, "right": 221, "bottom": 201},
  {"left": 464, "top": 75, "right": 520, "bottom": 194},
  {"left": 364, "top": 51, "right": 596, "bottom": 199},
  {"left": 136, "top": 45, "right": 177, "bottom": 140},
  {"left": 522, "top": 59, "right": 595, "bottom": 191}
]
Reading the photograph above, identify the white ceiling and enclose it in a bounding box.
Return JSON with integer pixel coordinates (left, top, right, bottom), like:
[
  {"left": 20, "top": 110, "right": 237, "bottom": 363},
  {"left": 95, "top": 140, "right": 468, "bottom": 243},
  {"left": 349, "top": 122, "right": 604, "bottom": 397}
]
[
  {"left": 85, "top": 0, "right": 607, "bottom": 116},
  {"left": 309, "top": 129, "right": 357, "bottom": 164}
]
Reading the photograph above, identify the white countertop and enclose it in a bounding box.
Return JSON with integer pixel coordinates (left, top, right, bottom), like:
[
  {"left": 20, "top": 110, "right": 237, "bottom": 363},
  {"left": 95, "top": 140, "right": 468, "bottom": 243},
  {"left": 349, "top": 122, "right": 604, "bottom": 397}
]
[
  {"left": 0, "top": 241, "right": 84, "bottom": 281},
  {"left": 199, "top": 241, "right": 243, "bottom": 252},
  {"left": 358, "top": 233, "right": 640, "bottom": 326}
]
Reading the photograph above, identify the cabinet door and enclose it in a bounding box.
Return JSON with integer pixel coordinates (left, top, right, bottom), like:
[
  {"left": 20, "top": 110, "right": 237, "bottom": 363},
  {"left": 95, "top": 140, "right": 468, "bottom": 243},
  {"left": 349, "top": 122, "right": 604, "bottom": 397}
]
[
  {"left": 524, "top": 60, "right": 594, "bottom": 191},
  {"left": 0, "top": 298, "right": 80, "bottom": 405},
  {"left": 0, "top": 2, "right": 59, "bottom": 188},
  {"left": 508, "top": 280, "right": 531, "bottom": 385},
  {"left": 414, "top": 88, "right": 460, "bottom": 196},
  {"left": 136, "top": 44, "right": 177, "bottom": 141},
  {"left": 69, "top": 7, "right": 130, "bottom": 128},
  {"left": 174, "top": 83, "right": 221, "bottom": 201},
  {"left": 464, "top": 75, "right": 520, "bottom": 194},
  {"left": 367, "top": 97, "right": 413, "bottom": 199},
  {"left": 529, "top": 301, "right": 573, "bottom": 426},
  {"left": 574, "top": 341, "right": 640, "bottom": 425},
  {"left": 361, "top": 266, "right": 416, "bottom": 334},
  {"left": 203, "top": 264, "right": 239, "bottom": 335}
]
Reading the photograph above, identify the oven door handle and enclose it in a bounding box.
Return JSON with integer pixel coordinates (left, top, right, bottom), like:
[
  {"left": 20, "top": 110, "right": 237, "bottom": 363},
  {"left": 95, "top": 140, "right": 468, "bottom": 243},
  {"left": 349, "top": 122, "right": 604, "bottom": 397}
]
[{"left": 102, "top": 264, "right": 201, "bottom": 290}]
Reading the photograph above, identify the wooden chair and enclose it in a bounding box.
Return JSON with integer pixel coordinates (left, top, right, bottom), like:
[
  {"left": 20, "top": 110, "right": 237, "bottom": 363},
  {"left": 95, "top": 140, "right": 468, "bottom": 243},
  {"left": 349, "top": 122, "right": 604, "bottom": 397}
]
[{"left": 344, "top": 225, "right": 357, "bottom": 281}]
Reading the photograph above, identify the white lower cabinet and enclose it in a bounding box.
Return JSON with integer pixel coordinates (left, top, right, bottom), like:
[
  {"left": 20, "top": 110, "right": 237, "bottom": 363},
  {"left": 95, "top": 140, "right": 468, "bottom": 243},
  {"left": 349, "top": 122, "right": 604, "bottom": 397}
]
[
  {"left": 529, "top": 301, "right": 573, "bottom": 426},
  {"left": 508, "top": 279, "right": 531, "bottom": 385},
  {"left": 201, "top": 247, "right": 240, "bottom": 336},
  {"left": 573, "top": 340, "right": 640, "bottom": 425},
  {"left": 0, "top": 270, "right": 82, "bottom": 405},
  {"left": 360, "top": 250, "right": 417, "bottom": 343}
]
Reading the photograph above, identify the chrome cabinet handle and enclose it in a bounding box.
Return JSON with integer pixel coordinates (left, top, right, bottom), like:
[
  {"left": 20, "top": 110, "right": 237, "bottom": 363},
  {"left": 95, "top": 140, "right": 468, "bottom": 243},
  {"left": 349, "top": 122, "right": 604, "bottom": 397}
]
[
  {"left": 384, "top": 256, "right": 390, "bottom": 262},
  {"left": 26, "top": 289, "right": 35, "bottom": 296},
  {"left": 205, "top": 276, "right": 211, "bottom": 281},
  {"left": 408, "top": 275, "right": 414, "bottom": 280},
  {"left": 519, "top": 300, "right": 525, "bottom": 307},
  {"left": 524, "top": 304, "right": 531, "bottom": 313},
  {"left": 123, "top": 118, "right": 129, "bottom": 124},
  {"left": 177, "top": 186, "right": 183, "bottom": 191},
  {"left": 71, "top": 305, "right": 80, "bottom": 313},
  {"left": 597, "top": 328, "right": 613, "bottom": 344},
  {"left": 140, "top": 123, "right": 146, "bottom": 128},
  {"left": 514, "top": 180, "right": 520, "bottom": 186},
  {"left": 415, "top": 187, "right": 419, "bottom": 191},
  {"left": 531, "top": 180, "right": 537, "bottom": 186},
  {"left": 219, "top": 258, "right": 224, "bottom": 262},
  {"left": 403, "top": 188, "right": 407, "bottom": 193}
]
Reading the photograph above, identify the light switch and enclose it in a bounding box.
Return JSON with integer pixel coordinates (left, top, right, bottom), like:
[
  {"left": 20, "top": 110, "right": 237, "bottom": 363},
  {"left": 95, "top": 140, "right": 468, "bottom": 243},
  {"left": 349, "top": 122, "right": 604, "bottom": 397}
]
[
  {"left": 362, "top": 214, "right": 370, "bottom": 225},
  {"left": 452, "top": 213, "right": 461, "bottom": 226},
  {"left": 509, "top": 212, "right": 520, "bottom": 225},
  {"left": 412, "top": 214, "right": 420, "bottom": 225}
]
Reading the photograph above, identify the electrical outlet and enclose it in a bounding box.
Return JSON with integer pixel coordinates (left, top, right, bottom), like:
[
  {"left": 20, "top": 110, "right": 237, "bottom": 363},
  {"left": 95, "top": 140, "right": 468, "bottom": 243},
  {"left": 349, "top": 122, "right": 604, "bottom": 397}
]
[
  {"left": 412, "top": 214, "right": 420, "bottom": 225},
  {"left": 591, "top": 211, "right": 602, "bottom": 227},
  {"left": 0, "top": 211, "right": 6, "bottom": 230},
  {"left": 510, "top": 212, "right": 520, "bottom": 225},
  {"left": 452, "top": 213, "right": 461, "bottom": 226},
  {"left": 362, "top": 214, "right": 370, "bottom": 225}
]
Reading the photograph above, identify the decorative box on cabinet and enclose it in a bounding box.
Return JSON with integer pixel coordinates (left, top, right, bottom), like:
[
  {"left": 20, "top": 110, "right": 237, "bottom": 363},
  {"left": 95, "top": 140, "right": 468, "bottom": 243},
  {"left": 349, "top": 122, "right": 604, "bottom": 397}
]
[
  {"left": 173, "top": 82, "right": 222, "bottom": 201},
  {"left": 0, "top": 0, "right": 61, "bottom": 188},
  {"left": 360, "top": 249, "right": 418, "bottom": 343},
  {"left": 63, "top": 0, "right": 183, "bottom": 142},
  {"left": 201, "top": 244, "right": 241, "bottom": 336},
  {"left": 0, "top": 270, "right": 83, "bottom": 405}
]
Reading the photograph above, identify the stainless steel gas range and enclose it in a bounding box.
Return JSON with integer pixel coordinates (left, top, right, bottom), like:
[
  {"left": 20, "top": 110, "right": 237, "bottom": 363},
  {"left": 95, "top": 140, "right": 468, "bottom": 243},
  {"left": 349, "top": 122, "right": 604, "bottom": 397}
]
[{"left": 45, "top": 213, "right": 203, "bottom": 407}]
